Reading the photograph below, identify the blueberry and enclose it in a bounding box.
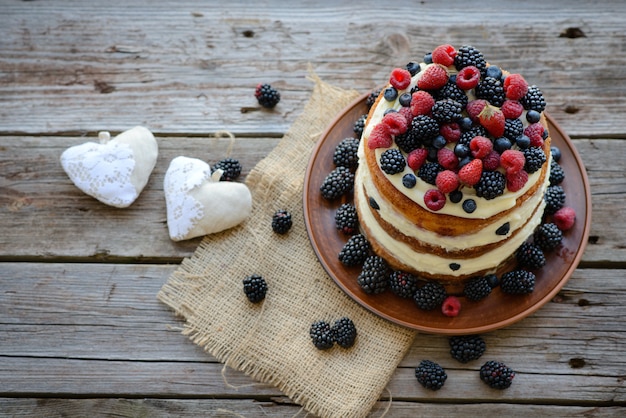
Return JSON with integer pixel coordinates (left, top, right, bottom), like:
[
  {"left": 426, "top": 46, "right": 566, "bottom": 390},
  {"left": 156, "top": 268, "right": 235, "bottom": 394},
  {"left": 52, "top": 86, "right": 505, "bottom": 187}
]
[
  {"left": 383, "top": 108, "right": 397, "bottom": 116},
  {"left": 486, "top": 65, "right": 503, "bottom": 80},
  {"left": 454, "top": 143, "right": 470, "bottom": 158},
  {"left": 402, "top": 173, "right": 417, "bottom": 188},
  {"left": 449, "top": 74, "right": 457, "bottom": 84},
  {"left": 449, "top": 190, "right": 463, "bottom": 203},
  {"left": 384, "top": 87, "right": 398, "bottom": 102},
  {"left": 458, "top": 117, "right": 473, "bottom": 131},
  {"left": 399, "top": 93, "right": 412, "bottom": 107},
  {"left": 551, "top": 146, "right": 562, "bottom": 162},
  {"left": 458, "top": 156, "right": 472, "bottom": 168},
  {"left": 427, "top": 147, "right": 438, "bottom": 161},
  {"left": 462, "top": 199, "right": 477, "bottom": 213},
  {"left": 516, "top": 135, "right": 531, "bottom": 149},
  {"left": 432, "top": 135, "right": 447, "bottom": 150},
  {"left": 494, "top": 137, "right": 512, "bottom": 153},
  {"left": 485, "top": 274, "right": 500, "bottom": 289},
  {"left": 406, "top": 61, "right": 421, "bottom": 76},
  {"left": 423, "top": 52, "right": 433, "bottom": 64},
  {"left": 526, "top": 110, "right": 541, "bottom": 124}
]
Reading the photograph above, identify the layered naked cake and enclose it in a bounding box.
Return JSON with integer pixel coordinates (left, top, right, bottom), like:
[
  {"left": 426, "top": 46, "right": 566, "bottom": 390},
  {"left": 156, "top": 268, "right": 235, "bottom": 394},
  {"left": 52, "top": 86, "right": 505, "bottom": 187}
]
[{"left": 354, "top": 44, "right": 552, "bottom": 288}]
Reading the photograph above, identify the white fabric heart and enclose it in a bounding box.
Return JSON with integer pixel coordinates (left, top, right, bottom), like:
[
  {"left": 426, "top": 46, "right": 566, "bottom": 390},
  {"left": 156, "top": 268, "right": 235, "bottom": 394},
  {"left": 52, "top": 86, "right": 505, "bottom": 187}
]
[
  {"left": 164, "top": 156, "right": 252, "bottom": 241},
  {"left": 60, "top": 126, "right": 158, "bottom": 208}
]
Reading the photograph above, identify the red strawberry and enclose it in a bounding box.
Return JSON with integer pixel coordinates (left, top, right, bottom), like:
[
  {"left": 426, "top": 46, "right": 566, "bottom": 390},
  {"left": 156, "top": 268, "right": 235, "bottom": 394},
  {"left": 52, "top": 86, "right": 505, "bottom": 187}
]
[
  {"left": 506, "top": 169, "right": 529, "bottom": 192},
  {"left": 432, "top": 44, "right": 456, "bottom": 67},
  {"left": 478, "top": 103, "right": 505, "bottom": 137},
  {"left": 424, "top": 188, "right": 446, "bottom": 211},
  {"left": 500, "top": 149, "right": 525, "bottom": 174},
  {"left": 407, "top": 148, "right": 428, "bottom": 171},
  {"left": 501, "top": 100, "right": 524, "bottom": 119},
  {"left": 436, "top": 170, "right": 459, "bottom": 194},
  {"left": 482, "top": 150, "right": 501, "bottom": 171},
  {"left": 466, "top": 99, "right": 487, "bottom": 122},
  {"left": 470, "top": 136, "right": 493, "bottom": 159},
  {"left": 382, "top": 111, "right": 408, "bottom": 136},
  {"left": 456, "top": 65, "right": 481, "bottom": 90},
  {"left": 458, "top": 158, "right": 483, "bottom": 186},
  {"left": 417, "top": 64, "right": 449, "bottom": 90},
  {"left": 524, "top": 123, "right": 545, "bottom": 148},
  {"left": 503, "top": 73, "right": 529, "bottom": 101},
  {"left": 440, "top": 122, "right": 461, "bottom": 143},
  {"left": 442, "top": 296, "right": 461, "bottom": 317},
  {"left": 437, "top": 147, "right": 459, "bottom": 170},
  {"left": 410, "top": 90, "right": 435, "bottom": 116},
  {"left": 367, "top": 123, "right": 393, "bottom": 149},
  {"left": 553, "top": 206, "right": 576, "bottom": 231},
  {"left": 390, "top": 67, "right": 412, "bottom": 90}
]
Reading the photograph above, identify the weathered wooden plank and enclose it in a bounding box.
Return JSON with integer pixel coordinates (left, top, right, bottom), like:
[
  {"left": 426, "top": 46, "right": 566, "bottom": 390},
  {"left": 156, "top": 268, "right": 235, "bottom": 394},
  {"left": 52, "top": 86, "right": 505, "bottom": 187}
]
[{"left": 1, "top": 1, "right": 625, "bottom": 136}]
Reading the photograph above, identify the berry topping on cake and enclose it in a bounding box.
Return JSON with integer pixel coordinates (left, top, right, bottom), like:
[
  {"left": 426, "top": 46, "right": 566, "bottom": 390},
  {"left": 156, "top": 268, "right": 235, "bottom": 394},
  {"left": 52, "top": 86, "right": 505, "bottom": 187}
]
[
  {"left": 458, "top": 158, "right": 483, "bottom": 186},
  {"left": 482, "top": 150, "right": 501, "bottom": 171},
  {"left": 475, "top": 171, "right": 506, "bottom": 200},
  {"left": 417, "top": 64, "right": 449, "bottom": 90},
  {"left": 456, "top": 65, "right": 481, "bottom": 90},
  {"left": 367, "top": 123, "right": 393, "bottom": 149},
  {"left": 431, "top": 44, "right": 457, "bottom": 66},
  {"left": 520, "top": 85, "right": 547, "bottom": 112},
  {"left": 500, "top": 100, "right": 524, "bottom": 119},
  {"left": 506, "top": 169, "right": 529, "bottom": 192},
  {"left": 407, "top": 148, "right": 429, "bottom": 171},
  {"left": 436, "top": 170, "right": 460, "bottom": 194},
  {"left": 439, "top": 122, "right": 462, "bottom": 143},
  {"left": 454, "top": 45, "right": 487, "bottom": 73},
  {"left": 524, "top": 123, "right": 546, "bottom": 148},
  {"left": 389, "top": 67, "right": 412, "bottom": 90},
  {"left": 382, "top": 111, "right": 409, "bottom": 136},
  {"left": 424, "top": 189, "right": 446, "bottom": 211},
  {"left": 476, "top": 76, "right": 505, "bottom": 107},
  {"left": 522, "top": 147, "right": 546, "bottom": 174},
  {"left": 466, "top": 99, "right": 487, "bottom": 121},
  {"left": 553, "top": 206, "right": 576, "bottom": 231},
  {"left": 410, "top": 90, "right": 436, "bottom": 116},
  {"left": 432, "top": 99, "right": 463, "bottom": 123},
  {"left": 470, "top": 136, "right": 493, "bottom": 159},
  {"left": 379, "top": 149, "right": 406, "bottom": 174},
  {"left": 503, "top": 73, "right": 529, "bottom": 101},
  {"left": 437, "top": 148, "right": 459, "bottom": 170},
  {"left": 477, "top": 104, "right": 505, "bottom": 137}
]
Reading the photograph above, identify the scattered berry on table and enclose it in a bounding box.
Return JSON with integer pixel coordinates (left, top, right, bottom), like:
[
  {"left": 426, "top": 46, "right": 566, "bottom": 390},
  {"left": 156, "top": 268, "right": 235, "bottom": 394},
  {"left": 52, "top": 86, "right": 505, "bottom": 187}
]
[
  {"left": 379, "top": 148, "right": 406, "bottom": 175},
  {"left": 516, "top": 242, "right": 546, "bottom": 269},
  {"left": 415, "top": 360, "right": 448, "bottom": 391},
  {"left": 463, "top": 276, "right": 492, "bottom": 301},
  {"left": 335, "top": 203, "right": 359, "bottom": 235},
  {"left": 534, "top": 223, "right": 563, "bottom": 251},
  {"left": 414, "top": 281, "right": 447, "bottom": 311},
  {"left": 501, "top": 270, "right": 536, "bottom": 294},
  {"left": 211, "top": 158, "right": 242, "bottom": 181},
  {"left": 243, "top": 274, "right": 268, "bottom": 303},
  {"left": 309, "top": 320, "right": 334, "bottom": 350},
  {"left": 333, "top": 137, "right": 360, "bottom": 170},
  {"left": 357, "top": 255, "right": 391, "bottom": 294},
  {"left": 271, "top": 209, "right": 292, "bottom": 234},
  {"left": 449, "top": 335, "right": 486, "bottom": 363},
  {"left": 551, "top": 146, "right": 562, "bottom": 162},
  {"left": 254, "top": 83, "right": 281, "bottom": 108},
  {"left": 442, "top": 295, "right": 461, "bottom": 317},
  {"left": 366, "top": 88, "right": 382, "bottom": 109},
  {"left": 320, "top": 166, "right": 354, "bottom": 200},
  {"left": 553, "top": 206, "right": 576, "bottom": 231},
  {"left": 389, "top": 270, "right": 419, "bottom": 298},
  {"left": 549, "top": 160, "right": 565, "bottom": 185},
  {"left": 479, "top": 360, "right": 515, "bottom": 389},
  {"left": 544, "top": 185, "right": 566, "bottom": 215},
  {"left": 332, "top": 317, "right": 357, "bottom": 348},
  {"left": 338, "top": 233, "right": 371, "bottom": 266},
  {"left": 353, "top": 114, "right": 367, "bottom": 137}
]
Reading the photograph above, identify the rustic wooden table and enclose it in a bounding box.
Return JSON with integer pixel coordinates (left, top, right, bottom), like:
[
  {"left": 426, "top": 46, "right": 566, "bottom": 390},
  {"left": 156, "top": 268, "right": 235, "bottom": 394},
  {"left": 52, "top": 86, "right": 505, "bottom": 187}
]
[{"left": 1, "top": 1, "right": 625, "bottom": 416}]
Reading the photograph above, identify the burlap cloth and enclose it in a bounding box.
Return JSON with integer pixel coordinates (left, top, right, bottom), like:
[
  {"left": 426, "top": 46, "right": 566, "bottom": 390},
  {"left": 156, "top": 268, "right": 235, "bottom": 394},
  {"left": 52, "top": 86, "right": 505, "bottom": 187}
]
[{"left": 157, "top": 75, "right": 417, "bottom": 418}]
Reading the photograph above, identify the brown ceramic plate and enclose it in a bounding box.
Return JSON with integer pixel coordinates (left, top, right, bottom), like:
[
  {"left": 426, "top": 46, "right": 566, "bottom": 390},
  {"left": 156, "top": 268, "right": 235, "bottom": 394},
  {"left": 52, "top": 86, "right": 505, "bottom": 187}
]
[{"left": 303, "top": 93, "right": 592, "bottom": 335}]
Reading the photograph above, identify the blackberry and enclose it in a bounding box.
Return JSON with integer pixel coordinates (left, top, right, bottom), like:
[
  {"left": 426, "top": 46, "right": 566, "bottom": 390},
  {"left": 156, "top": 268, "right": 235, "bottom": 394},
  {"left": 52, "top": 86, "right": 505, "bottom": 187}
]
[
  {"left": 549, "top": 159, "right": 565, "bottom": 185},
  {"left": 431, "top": 99, "right": 463, "bottom": 123},
  {"left": 309, "top": 320, "right": 334, "bottom": 350},
  {"left": 435, "top": 81, "right": 468, "bottom": 108},
  {"left": 458, "top": 125, "right": 487, "bottom": 146},
  {"left": 520, "top": 85, "right": 547, "bottom": 112},
  {"left": 357, "top": 255, "right": 391, "bottom": 294},
  {"left": 417, "top": 162, "right": 444, "bottom": 186},
  {"left": 475, "top": 171, "right": 506, "bottom": 200},
  {"left": 335, "top": 203, "right": 359, "bottom": 235},
  {"left": 463, "top": 276, "right": 492, "bottom": 301},
  {"left": 353, "top": 114, "right": 367, "bottom": 137},
  {"left": 522, "top": 147, "right": 547, "bottom": 174},
  {"left": 449, "top": 335, "right": 486, "bottom": 363},
  {"left": 212, "top": 158, "right": 242, "bottom": 181},
  {"left": 379, "top": 148, "right": 406, "bottom": 175},
  {"left": 320, "top": 166, "right": 354, "bottom": 200},
  {"left": 475, "top": 76, "right": 505, "bottom": 107},
  {"left": 254, "top": 83, "right": 280, "bottom": 108},
  {"left": 501, "top": 270, "right": 536, "bottom": 294},
  {"left": 503, "top": 118, "right": 524, "bottom": 142},
  {"left": 338, "top": 233, "right": 371, "bottom": 266},
  {"left": 243, "top": 274, "right": 268, "bottom": 303},
  {"left": 479, "top": 360, "right": 515, "bottom": 389},
  {"left": 486, "top": 65, "right": 503, "bottom": 81},
  {"left": 332, "top": 317, "right": 357, "bottom": 348},
  {"left": 414, "top": 281, "right": 447, "bottom": 310},
  {"left": 534, "top": 222, "right": 563, "bottom": 251},
  {"left": 271, "top": 209, "right": 292, "bottom": 234},
  {"left": 389, "top": 270, "right": 419, "bottom": 299},
  {"left": 400, "top": 115, "right": 439, "bottom": 151},
  {"left": 366, "top": 88, "right": 382, "bottom": 109},
  {"left": 516, "top": 242, "right": 546, "bottom": 269},
  {"left": 415, "top": 360, "right": 447, "bottom": 391},
  {"left": 454, "top": 45, "right": 487, "bottom": 74},
  {"left": 544, "top": 185, "right": 566, "bottom": 215},
  {"left": 333, "top": 137, "right": 360, "bottom": 170}
]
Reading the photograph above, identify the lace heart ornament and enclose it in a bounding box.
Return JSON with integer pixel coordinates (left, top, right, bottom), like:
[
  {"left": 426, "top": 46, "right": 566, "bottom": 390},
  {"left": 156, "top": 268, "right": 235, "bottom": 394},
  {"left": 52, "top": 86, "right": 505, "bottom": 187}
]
[
  {"left": 164, "top": 156, "right": 252, "bottom": 241},
  {"left": 60, "top": 126, "right": 158, "bottom": 208}
]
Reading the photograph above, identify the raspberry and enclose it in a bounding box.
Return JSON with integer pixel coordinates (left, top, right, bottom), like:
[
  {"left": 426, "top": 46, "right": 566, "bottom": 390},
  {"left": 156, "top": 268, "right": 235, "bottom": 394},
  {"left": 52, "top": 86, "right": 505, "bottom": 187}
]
[
  {"left": 503, "top": 73, "right": 529, "bottom": 101},
  {"left": 407, "top": 148, "right": 429, "bottom": 171},
  {"left": 442, "top": 296, "right": 461, "bottom": 317},
  {"left": 367, "top": 123, "right": 393, "bottom": 149},
  {"left": 381, "top": 112, "right": 409, "bottom": 136},
  {"left": 243, "top": 274, "right": 268, "bottom": 303},
  {"left": 524, "top": 123, "right": 545, "bottom": 148},
  {"left": 482, "top": 150, "right": 500, "bottom": 171},
  {"left": 500, "top": 149, "right": 526, "bottom": 174},
  {"left": 271, "top": 209, "right": 292, "bottom": 234},
  {"left": 458, "top": 158, "right": 483, "bottom": 186},
  {"left": 254, "top": 83, "right": 281, "bottom": 108},
  {"left": 390, "top": 68, "right": 412, "bottom": 90},
  {"left": 506, "top": 169, "right": 529, "bottom": 192},
  {"left": 478, "top": 104, "right": 505, "bottom": 138},
  {"left": 553, "top": 206, "right": 576, "bottom": 231},
  {"left": 424, "top": 188, "right": 446, "bottom": 211},
  {"left": 456, "top": 65, "right": 481, "bottom": 90},
  {"left": 500, "top": 100, "right": 524, "bottom": 119},
  {"left": 466, "top": 99, "right": 487, "bottom": 122},
  {"left": 437, "top": 148, "right": 459, "bottom": 170},
  {"left": 398, "top": 106, "right": 414, "bottom": 125},
  {"left": 440, "top": 122, "right": 461, "bottom": 143},
  {"left": 410, "top": 90, "right": 436, "bottom": 116},
  {"left": 431, "top": 44, "right": 457, "bottom": 66},
  {"left": 470, "top": 136, "right": 493, "bottom": 159},
  {"left": 417, "top": 64, "right": 449, "bottom": 90},
  {"left": 436, "top": 170, "right": 459, "bottom": 194}
]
